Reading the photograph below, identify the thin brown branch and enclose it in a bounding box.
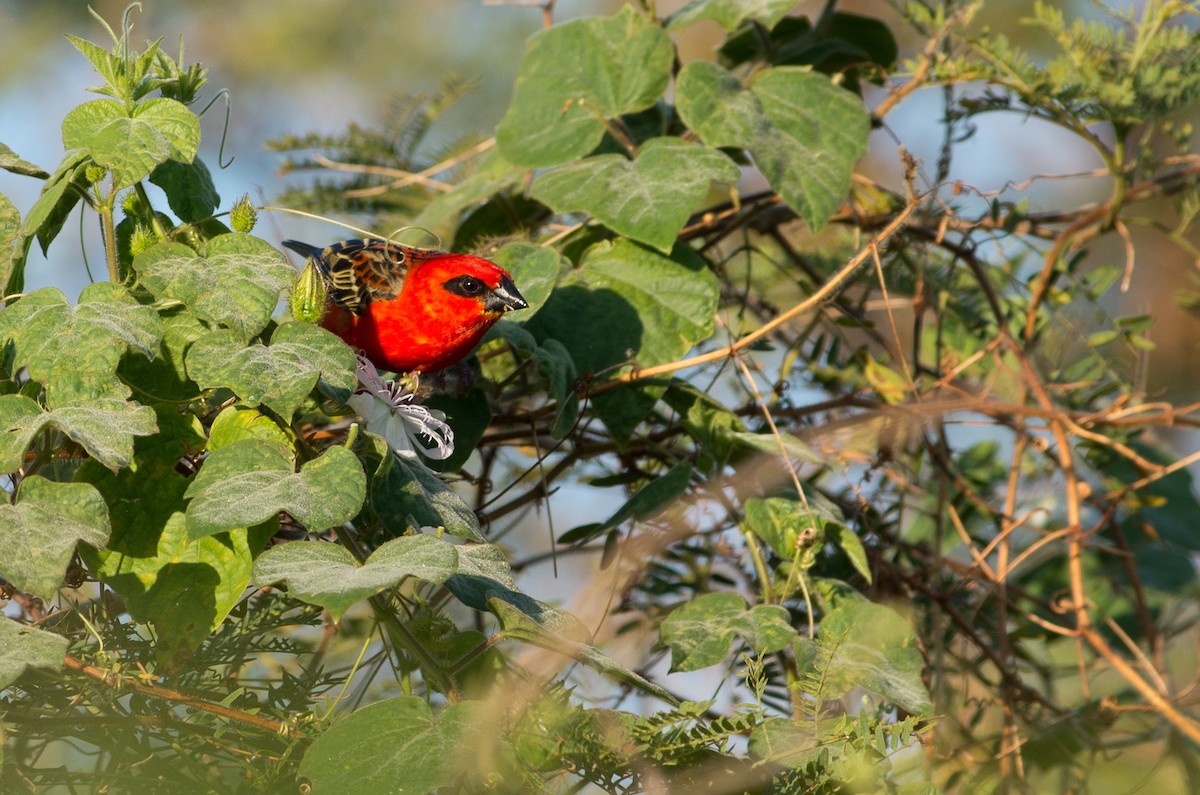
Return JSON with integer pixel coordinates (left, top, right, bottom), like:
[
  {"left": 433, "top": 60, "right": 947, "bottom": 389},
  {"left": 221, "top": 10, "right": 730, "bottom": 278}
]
[{"left": 61, "top": 656, "right": 296, "bottom": 737}]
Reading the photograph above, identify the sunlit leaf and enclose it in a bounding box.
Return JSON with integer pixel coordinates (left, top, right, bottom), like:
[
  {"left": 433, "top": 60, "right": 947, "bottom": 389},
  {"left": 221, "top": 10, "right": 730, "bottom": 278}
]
[
  {"left": 0, "top": 282, "right": 162, "bottom": 408},
  {"left": 185, "top": 440, "right": 365, "bottom": 539},
  {"left": 819, "top": 600, "right": 931, "bottom": 715},
  {"left": 490, "top": 241, "right": 562, "bottom": 318},
  {"left": 19, "top": 150, "right": 90, "bottom": 257},
  {"left": 0, "top": 618, "right": 67, "bottom": 689},
  {"left": 0, "top": 192, "right": 22, "bottom": 299},
  {"left": 186, "top": 323, "right": 355, "bottom": 418},
  {"left": 134, "top": 234, "right": 296, "bottom": 340},
  {"left": 62, "top": 97, "right": 200, "bottom": 188},
  {"left": 661, "top": 592, "right": 797, "bottom": 672},
  {"left": 0, "top": 394, "right": 158, "bottom": 472},
  {"left": 0, "top": 141, "right": 48, "bottom": 178},
  {"left": 0, "top": 476, "right": 111, "bottom": 600},
  {"left": 299, "top": 697, "right": 481, "bottom": 794},
  {"left": 253, "top": 534, "right": 459, "bottom": 620},
  {"left": 531, "top": 138, "right": 738, "bottom": 253},
  {"left": 676, "top": 62, "right": 868, "bottom": 229},
  {"left": 497, "top": 5, "right": 674, "bottom": 166}
]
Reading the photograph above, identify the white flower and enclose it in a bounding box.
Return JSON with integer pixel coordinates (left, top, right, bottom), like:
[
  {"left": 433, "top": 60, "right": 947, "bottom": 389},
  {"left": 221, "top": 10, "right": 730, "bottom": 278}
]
[{"left": 347, "top": 356, "right": 454, "bottom": 462}]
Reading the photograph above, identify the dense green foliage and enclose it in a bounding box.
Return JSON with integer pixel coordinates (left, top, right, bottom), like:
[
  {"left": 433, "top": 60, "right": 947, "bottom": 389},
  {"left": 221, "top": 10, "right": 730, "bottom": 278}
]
[{"left": 3, "top": 1, "right": 1200, "bottom": 792}]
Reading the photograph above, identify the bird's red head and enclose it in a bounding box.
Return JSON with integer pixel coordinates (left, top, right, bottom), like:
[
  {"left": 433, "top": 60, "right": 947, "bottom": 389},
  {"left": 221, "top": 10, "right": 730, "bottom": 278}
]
[
  {"left": 386, "top": 253, "right": 527, "bottom": 371},
  {"left": 410, "top": 254, "right": 528, "bottom": 320}
]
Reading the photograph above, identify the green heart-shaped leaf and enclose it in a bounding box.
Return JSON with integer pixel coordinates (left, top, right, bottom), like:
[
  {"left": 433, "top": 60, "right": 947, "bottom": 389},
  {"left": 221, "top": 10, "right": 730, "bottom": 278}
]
[
  {"left": 0, "top": 476, "right": 111, "bottom": 600},
  {"left": 186, "top": 323, "right": 355, "bottom": 419},
  {"left": 299, "top": 697, "right": 481, "bottom": 794},
  {"left": 0, "top": 394, "right": 158, "bottom": 472},
  {"left": 497, "top": 5, "right": 673, "bottom": 166},
  {"left": 819, "top": 601, "right": 932, "bottom": 715},
  {"left": 185, "top": 440, "right": 365, "bottom": 540},
  {"left": 134, "top": 233, "right": 296, "bottom": 340},
  {"left": 253, "top": 534, "right": 459, "bottom": 620},
  {"left": 0, "top": 283, "right": 162, "bottom": 408},
  {"left": 677, "top": 62, "right": 868, "bottom": 230},
  {"left": 62, "top": 97, "right": 199, "bottom": 188},
  {"left": 661, "top": 592, "right": 797, "bottom": 672},
  {"left": 531, "top": 138, "right": 738, "bottom": 253}
]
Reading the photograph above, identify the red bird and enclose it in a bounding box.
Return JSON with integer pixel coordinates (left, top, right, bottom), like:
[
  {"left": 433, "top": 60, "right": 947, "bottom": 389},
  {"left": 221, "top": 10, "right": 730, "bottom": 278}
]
[{"left": 283, "top": 238, "right": 528, "bottom": 373}]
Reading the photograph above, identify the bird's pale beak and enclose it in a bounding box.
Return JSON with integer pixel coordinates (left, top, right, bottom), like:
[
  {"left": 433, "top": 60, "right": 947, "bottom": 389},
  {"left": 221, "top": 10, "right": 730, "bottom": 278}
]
[{"left": 486, "top": 275, "right": 528, "bottom": 313}]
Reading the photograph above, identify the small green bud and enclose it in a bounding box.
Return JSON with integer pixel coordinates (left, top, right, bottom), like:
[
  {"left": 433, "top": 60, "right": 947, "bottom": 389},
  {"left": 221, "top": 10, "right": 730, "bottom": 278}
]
[
  {"left": 85, "top": 164, "right": 108, "bottom": 184},
  {"left": 229, "top": 194, "right": 258, "bottom": 233},
  {"left": 129, "top": 225, "right": 158, "bottom": 257},
  {"left": 290, "top": 259, "right": 328, "bottom": 324},
  {"left": 121, "top": 191, "right": 147, "bottom": 216}
]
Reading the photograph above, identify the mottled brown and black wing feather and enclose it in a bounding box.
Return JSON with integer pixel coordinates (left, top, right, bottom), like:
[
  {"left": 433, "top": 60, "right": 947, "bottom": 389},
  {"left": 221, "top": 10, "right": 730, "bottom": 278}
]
[{"left": 282, "top": 238, "right": 444, "bottom": 316}]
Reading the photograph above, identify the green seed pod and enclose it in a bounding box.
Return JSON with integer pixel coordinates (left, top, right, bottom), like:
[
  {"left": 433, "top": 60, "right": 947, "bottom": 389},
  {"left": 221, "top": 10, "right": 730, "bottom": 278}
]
[
  {"left": 290, "top": 258, "right": 327, "bottom": 324},
  {"left": 229, "top": 194, "right": 258, "bottom": 233},
  {"left": 121, "top": 190, "right": 147, "bottom": 216},
  {"left": 129, "top": 225, "right": 158, "bottom": 257},
  {"left": 85, "top": 164, "right": 108, "bottom": 184}
]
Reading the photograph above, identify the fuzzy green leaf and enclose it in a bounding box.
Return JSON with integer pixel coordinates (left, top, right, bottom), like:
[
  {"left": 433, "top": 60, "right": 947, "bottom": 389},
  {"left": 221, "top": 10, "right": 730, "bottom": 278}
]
[
  {"left": 185, "top": 440, "right": 365, "bottom": 540},
  {"left": 0, "top": 192, "right": 20, "bottom": 297},
  {"left": 186, "top": 323, "right": 355, "bottom": 419},
  {"left": 299, "top": 697, "right": 481, "bottom": 794},
  {"left": 62, "top": 97, "right": 200, "bottom": 188},
  {"left": 0, "top": 282, "right": 162, "bottom": 408},
  {"left": 676, "top": 62, "right": 868, "bottom": 230},
  {"left": 372, "top": 453, "right": 486, "bottom": 542},
  {"left": 253, "top": 534, "right": 460, "bottom": 620},
  {"left": 0, "top": 141, "right": 48, "bottom": 178},
  {"left": 661, "top": 592, "right": 798, "bottom": 672},
  {"left": 0, "top": 618, "right": 67, "bottom": 689},
  {"left": 744, "top": 492, "right": 853, "bottom": 577},
  {"left": 19, "top": 150, "right": 90, "bottom": 258},
  {"left": 133, "top": 234, "right": 295, "bottom": 340},
  {"left": 0, "top": 476, "right": 111, "bottom": 600},
  {"left": 497, "top": 5, "right": 674, "bottom": 166},
  {"left": 668, "top": 0, "right": 798, "bottom": 31},
  {"left": 65, "top": 34, "right": 121, "bottom": 93},
  {"left": 819, "top": 601, "right": 932, "bottom": 715},
  {"left": 0, "top": 394, "right": 158, "bottom": 472},
  {"left": 531, "top": 138, "right": 737, "bottom": 253},
  {"left": 149, "top": 157, "right": 219, "bottom": 222}
]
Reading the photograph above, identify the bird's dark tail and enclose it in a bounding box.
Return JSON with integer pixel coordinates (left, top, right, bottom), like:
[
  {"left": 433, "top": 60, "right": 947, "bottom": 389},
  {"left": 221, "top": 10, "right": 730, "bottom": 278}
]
[{"left": 281, "top": 239, "right": 324, "bottom": 261}]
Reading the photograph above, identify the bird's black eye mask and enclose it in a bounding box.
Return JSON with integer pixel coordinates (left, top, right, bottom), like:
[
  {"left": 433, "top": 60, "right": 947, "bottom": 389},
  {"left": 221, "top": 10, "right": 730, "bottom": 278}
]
[{"left": 443, "top": 275, "right": 489, "bottom": 298}]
